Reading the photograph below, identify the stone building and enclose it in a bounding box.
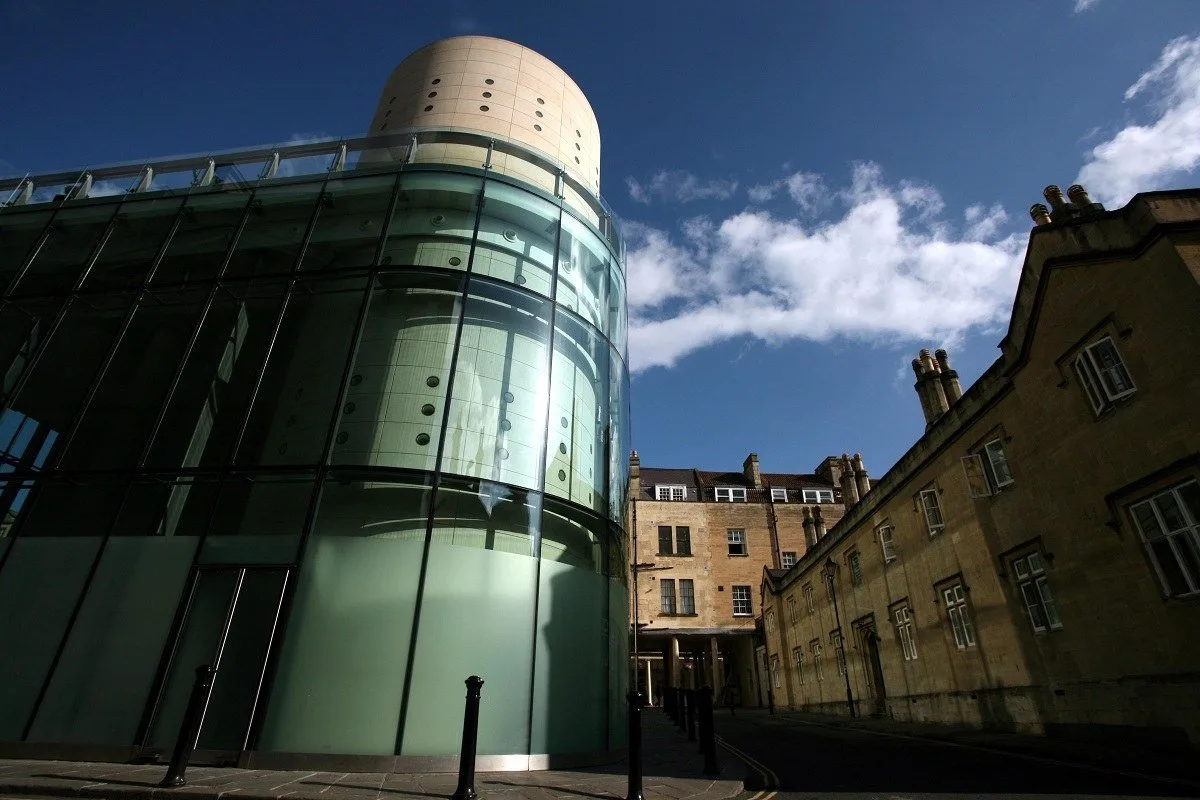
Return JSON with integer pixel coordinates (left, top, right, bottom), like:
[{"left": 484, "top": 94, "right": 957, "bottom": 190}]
[
  {"left": 760, "top": 185, "right": 1200, "bottom": 748},
  {"left": 627, "top": 451, "right": 873, "bottom": 706}
]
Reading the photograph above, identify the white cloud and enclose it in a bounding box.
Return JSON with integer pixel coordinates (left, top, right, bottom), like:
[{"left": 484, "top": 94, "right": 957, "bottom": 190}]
[
  {"left": 626, "top": 170, "right": 738, "bottom": 204},
  {"left": 1074, "top": 0, "right": 1100, "bottom": 12},
  {"left": 747, "top": 171, "right": 827, "bottom": 213},
  {"left": 1076, "top": 35, "right": 1200, "bottom": 206},
  {"left": 626, "top": 163, "right": 1024, "bottom": 372}
]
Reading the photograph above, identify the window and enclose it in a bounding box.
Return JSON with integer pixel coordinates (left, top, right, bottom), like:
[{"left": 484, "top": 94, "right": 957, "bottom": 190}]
[
  {"left": 1129, "top": 480, "right": 1200, "bottom": 597},
  {"left": 1011, "top": 553, "right": 1062, "bottom": 631},
  {"left": 793, "top": 646, "right": 805, "bottom": 684},
  {"left": 655, "top": 484, "right": 686, "bottom": 501},
  {"left": 771, "top": 487, "right": 788, "bottom": 502},
  {"left": 732, "top": 584, "right": 753, "bottom": 616},
  {"left": 893, "top": 604, "right": 918, "bottom": 661},
  {"left": 679, "top": 578, "right": 696, "bottom": 614},
  {"left": 803, "top": 583, "right": 814, "bottom": 612},
  {"left": 920, "top": 489, "right": 945, "bottom": 536},
  {"left": 787, "top": 596, "right": 798, "bottom": 624},
  {"left": 727, "top": 528, "right": 746, "bottom": 556},
  {"left": 715, "top": 486, "right": 747, "bottom": 502},
  {"left": 831, "top": 631, "right": 847, "bottom": 676},
  {"left": 878, "top": 524, "right": 897, "bottom": 564},
  {"left": 1074, "top": 336, "right": 1135, "bottom": 415},
  {"left": 942, "top": 583, "right": 976, "bottom": 648},
  {"left": 660, "top": 579, "right": 676, "bottom": 614},
  {"left": 782, "top": 550, "right": 797, "bottom": 569},
  {"left": 963, "top": 439, "right": 1015, "bottom": 497},
  {"left": 676, "top": 526, "right": 692, "bottom": 555},
  {"left": 811, "top": 641, "right": 824, "bottom": 681},
  {"left": 771, "top": 655, "right": 781, "bottom": 688},
  {"left": 766, "top": 610, "right": 776, "bottom": 633},
  {"left": 658, "top": 525, "right": 673, "bottom": 555},
  {"left": 802, "top": 489, "right": 835, "bottom": 503},
  {"left": 848, "top": 551, "right": 863, "bottom": 586}
]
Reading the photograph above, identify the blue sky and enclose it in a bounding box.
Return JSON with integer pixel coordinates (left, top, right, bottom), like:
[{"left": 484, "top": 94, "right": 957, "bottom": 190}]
[{"left": 3, "top": 0, "right": 1199, "bottom": 479}]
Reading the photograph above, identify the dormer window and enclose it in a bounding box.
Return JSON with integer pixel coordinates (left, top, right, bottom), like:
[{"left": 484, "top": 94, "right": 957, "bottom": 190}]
[
  {"left": 770, "top": 488, "right": 788, "bottom": 502},
  {"left": 715, "top": 487, "right": 747, "bottom": 502},
  {"left": 802, "top": 489, "right": 835, "bottom": 504},
  {"left": 655, "top": 484, "right": 686, "bottom": 501}
]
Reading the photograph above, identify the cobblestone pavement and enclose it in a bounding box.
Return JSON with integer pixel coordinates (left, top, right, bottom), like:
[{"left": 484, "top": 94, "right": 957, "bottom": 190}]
[{"left": 0, "top": 711, "right": 740, "bottom": 800}]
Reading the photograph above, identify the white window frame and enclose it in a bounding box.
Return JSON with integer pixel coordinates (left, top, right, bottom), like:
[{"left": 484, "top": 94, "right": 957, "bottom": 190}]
[
  {"left": 781, "top": 550, "right": 797, "bottom": 569},
  {"left": 766, "top": 610, "right": 776, "bottom": 633},
  {"left": 787, "top": 595, "right": 798, "bottom": 624},
  {"left": 942, "top": 583, "right": 976, "bottom": 648},
  {"left": 793, "top": 646, "right": 805, "bottom": 684},
  {"left": 770, "top": 487, "right": 788, "bottom": 502},
  {"left": 1073, "top": 336, "right": 1136, "bottom": 416},
  {"left": 877, "top": 524, "right": 897, "bottom": 564},
  {"left": 726, "top": 527, "right": 746, "bottom": 556},
  {"left": 1129, "top": 480, "right": 1200, "bottom": 598},
  {"left": 660, "top": 578, "right": 676, "bottom": 615},
  {"left": 655, "top": 484, "right": 686, "bottom": 501},
  {"left": 771, "top": 654, "right": 781, "bottom": 688},
  {"left": 732, "top": 584, "right": 753, "bottom": 616},
  {"left": 811, "top": 641, "right": 824, "bottom": 681},
  {"left": 831, "top": 630, "right": 847, "bottom": 676},
  {"left": 1011, "top": 553, "right": 1062, "bottom": 632},
  {"left": 715, "top": 486, "right": 747, "bottom": 503},
  {"left": 802, "top": 488, "right": 835, "bottom": 503},
  {"left": 803, "top": 583, "right": 814, "bottom": 612},
  {"left": 848, "top": 550, "right": 863, "bottom": 586},
  {"left": 964, "top": 439, "right": 1015, "bottom": 497},
  {"left": 920, "top": 489, "right": 945, "bottom": 536},
  {"left": 894, "top": 605, "right": 918, "bottom": 661},
  {"left": 679, "top": 578, "right": 696, "bottom": 614}
]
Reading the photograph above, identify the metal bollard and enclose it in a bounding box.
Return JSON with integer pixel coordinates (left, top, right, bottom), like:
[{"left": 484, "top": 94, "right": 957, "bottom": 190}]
[
  {"left": 699, "top": 686, "right": 719, "bottom": 776},
  {"left": 160, "top": 664, "right": 215, "bottom": 788},
  {"left": 685, "top": 688, "right": 696, "bottom": 742},
  {"left": 675, "top": 688, "right": 687, "bottom": 732},
  {"left": 626, "top": 690, "right": 644, "bottom": 800},
  {"left": 451, "top": 676, "right": 485, "bottom": 800},
  {"left": 664, "top": 685, "right": 676, "bottom": 722}
]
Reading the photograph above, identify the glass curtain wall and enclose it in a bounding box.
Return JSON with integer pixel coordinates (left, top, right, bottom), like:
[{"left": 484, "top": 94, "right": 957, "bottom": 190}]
[{"left": 0, "top": 154, "right": 629, "bottom": 760}]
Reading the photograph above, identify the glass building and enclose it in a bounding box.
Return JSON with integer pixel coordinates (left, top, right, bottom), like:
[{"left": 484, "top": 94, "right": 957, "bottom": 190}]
[{"left": 0, "top": 36, "right": 630, "bottom": 770}]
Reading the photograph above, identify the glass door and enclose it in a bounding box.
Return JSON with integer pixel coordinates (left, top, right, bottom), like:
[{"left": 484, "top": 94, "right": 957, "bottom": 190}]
[{"left": 142, "top": 566, "right": 289, "bottom": 763}]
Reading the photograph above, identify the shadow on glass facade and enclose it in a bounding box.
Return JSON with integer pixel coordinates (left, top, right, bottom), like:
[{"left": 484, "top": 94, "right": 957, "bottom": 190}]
[{"left": 0, "top": 135, "right": 629, "bottom": 769}]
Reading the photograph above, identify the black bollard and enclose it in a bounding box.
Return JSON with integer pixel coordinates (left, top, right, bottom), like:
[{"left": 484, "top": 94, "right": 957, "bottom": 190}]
[
  {"left": 675, "top": 688, "right": 687, "bottom": 732},
  {"left": 699, "top": 686, "right": 719, "bottom": 776},
  {"left": 685, "top": 688, "right": 696, "bottom": 742},
  {"left": 451, "top": 676, "right": 485, "bottom": 800},
  {"left": 160, "top": 664, "right": 215, "bottom": 788},
  {"left": 626, "top": 690, "right": 644, "bottom": 800},
  {"left": 664, "top": 685, "right": 676, "bottom": 722},
  {"left": 768, "top": 688, "right": 775, "bottom": 715}
]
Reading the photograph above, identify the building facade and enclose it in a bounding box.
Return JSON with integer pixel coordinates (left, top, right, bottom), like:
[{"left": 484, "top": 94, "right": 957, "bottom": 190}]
[
  {"left": 627, "top": 451, "right": 873, "bottom": 707},
  {"left": 0, "top": 35, "right": 630, "bottom": 770},
  {"left": 761, "top": 185, "right": 1200, "bottom": 748}
]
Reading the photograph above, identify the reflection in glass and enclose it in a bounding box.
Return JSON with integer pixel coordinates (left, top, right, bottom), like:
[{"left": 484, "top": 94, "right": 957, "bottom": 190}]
[
  {"left": 608, "top": 346, "right": 630, "bottom": 522},
  {"left": 14, "top": 204, "right": 118, "bottom": 296},
  {"left": 301, "top": 175, "right": 397, "bottom": 271},
  {"left": 152, "top": 190, "right": 252, "bottom": 286},
  {"left": 224, "top": 183, "right": 323, "bottom": 279},
  {"left": 555, "top": 211, "right": 610, "bottom": 334},
  {"left": 332, "top": 272, "right": 460, "bottom": 471},
  {"left": 0, "top": 296, "right": 65, "bottom": 400},
  {"left": 9, "top": 477, "right": 127, "bottom": 537},
  {"left": 197, "top": 474, "right": 314, "bottom": 564},
  {"left": 442, "top": 279, "right": 550, "bottom": 491},
  {"left": 431, "top": 476, "right": 541, "bottom": 556},
  {"left": 108, "top": 476, "right": 221, "bottom": 538},
  {"left": 0, "top": 208, "right": 54, "bottom": 292},
  {"left": 474, "top": 181, "right": 558, "bottom": 299},
  {"left": 381, "top": 172, "right": 480, "bottom": 272},
  {"left": 545, "top": 311, "right": 607, "bottom": 513},
  {"left": 84, "top": 197, "right": 184, "bottom": 292}
]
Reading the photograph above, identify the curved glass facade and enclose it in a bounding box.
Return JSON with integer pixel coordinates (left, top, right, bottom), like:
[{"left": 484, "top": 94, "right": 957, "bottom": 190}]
[{"left": 0, "top": 135, "right": 629, "bottom": 765}]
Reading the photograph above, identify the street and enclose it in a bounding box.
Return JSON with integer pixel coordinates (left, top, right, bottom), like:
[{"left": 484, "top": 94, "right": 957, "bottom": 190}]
[{"left": 712, "top": 710, "right": 1200, "bottom": 799}]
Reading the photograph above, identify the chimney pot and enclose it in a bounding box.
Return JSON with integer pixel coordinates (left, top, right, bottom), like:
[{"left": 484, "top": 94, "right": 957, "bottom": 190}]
[{"left": 1030, "top": 203, "right": 1052, "bottom": 225}]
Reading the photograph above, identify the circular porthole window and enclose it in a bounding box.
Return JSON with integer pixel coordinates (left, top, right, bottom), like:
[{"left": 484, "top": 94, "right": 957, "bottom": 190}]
[
  {"left": 497, "top": 447, "right": 509, "bottom": 460},
  {"left": 430, "top": 214, "right": 446, "bottom": 227},
  {"left": 432, "top": 78, "right": 441, "bottom": 85},
  {"left": 503, "top": 229, "right": 517, "bottom": 241},
  {"left": 482, "top": 91, "right": 492, "bottom": 98},
  {"left": 535, "top": 110, "right": 543, "bottom": 118},
  {"left": 382, "top": 255, "right": 393, "bottom": 264},
  {"left": 576, "top": 129, "right": 581, "bottom": 137},
  {"left": 421, "top": 403, "right": 435, "bottom": 416},
  {"left": 428, "top": 91, "right": 437, "bottom": 98},
  {"left": 560, "top": 416, "right": 569, "bottom": 428},
  {"left": 350, "top": 374, "right": 362, "bottom": 386},
  {"left": 503, "top": 391, "right": 515, "bottom": 403},
  {"left": 500, "top": 418, "right": 512, "bottom": 431},
  {"left": 424, "top": 105, "right": 434, "bottom": 112},
  {"left": 479, "top": 105, "right": 489, "bottom": 111},
  {"left": 558, "top": 469, "right": 567, "bottom": 481},
  {"left": 515, "top": 275, "right": 527, "bottom": 285},
  {"left": 534, "top": 124, "right": 542, "bottom": 131},
  {"left": 448, "top": 256, "right": 461, "bottom": 266},
  {"left": 559, "top": 442, "right": 567, "bottom": 454},
  {"left": 416, "top": 433, "right": 430, "bottom": 446},
  {"left": 574, "top": 157, "right": 580, "bottom": 164},
  {"left": 537, "top": 97, "right": 545, "bottom": 104},
  {"left": 336, "top": 432, "right": 349, "bottom": 444},
  {"left": 485, "top": 78, "right": 494, "bottom": 85},
  {"left": 426, "top": 375, "right": 440, "bottom": 388},
  {"left": 575, "top": 143, "right": 581, "bottom": 150},
  {"left": 343, "top": 402, "right": 355, "bottom": 414}
]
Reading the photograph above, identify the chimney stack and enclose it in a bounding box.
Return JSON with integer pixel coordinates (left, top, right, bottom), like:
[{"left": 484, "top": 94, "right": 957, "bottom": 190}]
[
  {"left": 912, "top": 348, "right": 950, "bottom": 429},
  {"left": 1067, "top": 184, "right": 1105, "bottom": 215},
  {"left": 629, "top": 450, "right": 641, "bottom": 499},
  {"left": 743, "top": 452, "right": 762, "bottom": 490},
  {"left": 852, "top": 453, "right": 871, "bottom": 499},
  {"left": 839, "top": 453, "right": 860, "bottom": 508},
  {"left": 934, "top": 348, "right": 963, "bottom": 405},
  {"left": 1029, "top": 203, "right": 1052, "bottom": 226},
  {"left": 1043, "top": 185, "right": 1079, "bottom": 222}
]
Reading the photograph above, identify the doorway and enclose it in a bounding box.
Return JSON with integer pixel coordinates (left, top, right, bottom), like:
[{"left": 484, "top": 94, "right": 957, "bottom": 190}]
[
  {"left": 141, "top": 566, "right": 289, "bottom": 764},
  {"left": 855, "top": 618, "right": 887, "bottom": 718}
]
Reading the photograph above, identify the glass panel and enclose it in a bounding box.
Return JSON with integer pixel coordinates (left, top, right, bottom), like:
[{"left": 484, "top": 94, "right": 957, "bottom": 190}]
[
  {"left": 608, "top": 346, "right": 630, "bottom": 522},
  {"left": 259, "top": 474, "right": 431, "bottom": 755},
  {"left": 0, "top": 478, "right": 35, "bottom": 536},
  {"left": 555, "top": 211, "right": 610, "bottom": 333},
  {"left": 146, "top": 281, "right": 287, "bottom": 470},
  {"left": 473, "top": 181, "right": 558, "bottom": 299},
  {"left": 236, "top": 275, "right": 368, "bottom": 467},
  {"left": 1089, "top": 339, "right": 1135, "bottom": 396},
  {"left": 109, "top": 476, "right": 222, "bottom": 538},
  {"left": 1037, "top": 578, "right": 1062, "bottom": 628},
  {"left": 27, "top": 536, "right": 197, "bottom": 745},
  {"left": 608, "top": 259, "right": 627, "bottom": 356},
  {"left": 60, "top": 288, "right": 209, "bottom": 470},
  {"left": 10, "top": 477, "right": 127, "bottom": 537},
  {"left": 0, "top": 208, "right": 54, "bottom": 291},
  {"left": 0, "top": 536, "right": 103, "bottom": 739},
  {"left": 1179, "top": 482, "right": 1200, "bottom": 524},
  {"left": 152, "top": 189, "right": 252, "bottom": 286},
  {"left": 2, "top": 293, "right": 135, "bottom": 469},
  {"left": 380, "top": 172, "right": 480, "bottom": 272},
  {"left": 1154, "top": 492, "right": 1186, "bottom": 532},
  {"left": 300, "top": 175, "right": 397, "bottom": 271},
  {"left": 544, "top": 311, "right": 608, "bottom": 513},
  {"left": 197, "top": 474, "right": 315, "bottom": 564},
  {"left": 84, "top": 196, "right": 184, "bottom": 292},
  {"left": 13, "top": 204, "right": 117, "bottom": 296},
  {"left": 1151, "top": 539, "right": 1190, "bottom": 595},
  {"left": 607, "top": 566, "right": 628, "bottom": 749},
  {"left": 146, "top": 569, "right": 237, "bottom": 750},
  {"left": 224, "top": 183, "right": 324, "bottom": 280},
  {"left": 402, "top": 482, "right": 538, "bottom": 755},
  {"left": 541, "top": 495, "right": 602, "bottom": 572},
  {"left": 332, "top": 272, "right": 461, "bottom": 471},
  {"left": 198, "top": 568, "right": 287, "bottom": 751},
  {"left": 0, "top": 297, "right": 64, "bottom": 401},
  {"left": 441, "top": 279, "right": 551, "bottom": 490},
  {"left": 1131, "top": 500, "right": 1162, "bottom": 537},
  {"left": 1173, "top": 534, "right": 1200, "bottom": 592}
]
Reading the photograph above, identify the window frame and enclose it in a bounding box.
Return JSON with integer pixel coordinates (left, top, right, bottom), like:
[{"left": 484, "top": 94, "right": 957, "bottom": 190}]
[
  {"left": 1073, "top": 336, "right": 1136, "bottom": 416},
  {"left": 657, "top": 524, "right": 673, "bottom": 555},
  {"left": 679, "top": 578, "right": 696, "bottom": 614},
  {"left": 675, "top": 525, "right": 692, "bottom": 556},
  {"left": 942, "top": 583, "right": 976, "bottom": 649},
  {"left": 920, "top": 488, "right": 945, "bottom": 536},
  {"left": 811, "top": 640, "right": 824, "bottom": 681},
  {"left": 792, "top": 646, "right": 805, "bottom": 684},
  {"left": 802, "top": 488, "right": 835, "bottom": 503},
  {"left": 1011, "top": 552, "right": 1063, "bottom": 632},
  {"left": 770, "top": 487, "right": 788, "bottom": 503},
  {"left": 893, "top": 603, "right": 918, "bottom": 661},
  {"left": 831, "top": 630, "right": 847, "bottom": 676},
  {"left": 781, "top": 550, "right": 797, "bottom": 569},
  {"left": 803, "top": 583, "right": 814, "bottom": 612},
  {"left": 731, "top": 584, "right": 753, "bottom": 616},
  {"left": 848, "top": 550, "right": 863, "bottom": 587},
  {"left": 655, "top": 484, "right": 686, "bottom": 501},
  {"left": 715, "top": 486, "right": 747, "bottom": 503},
  {"left": 787, "top": 595, "right": 798, "bottom": 624},
  {"left": 877, "top": 524, "right": 897, "bottom": 564},
  {"left": 660, "top": 578, "right": 677, "bottom": 615},
  {"left": 726, "top": 527, "right": 747, "bottom": 556},
  {"left": 1128, "top": 480, "right": 1200, "bottom": 598},
  {"left": 770, "top": 654, "right": 781, "bottom": 688}
]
